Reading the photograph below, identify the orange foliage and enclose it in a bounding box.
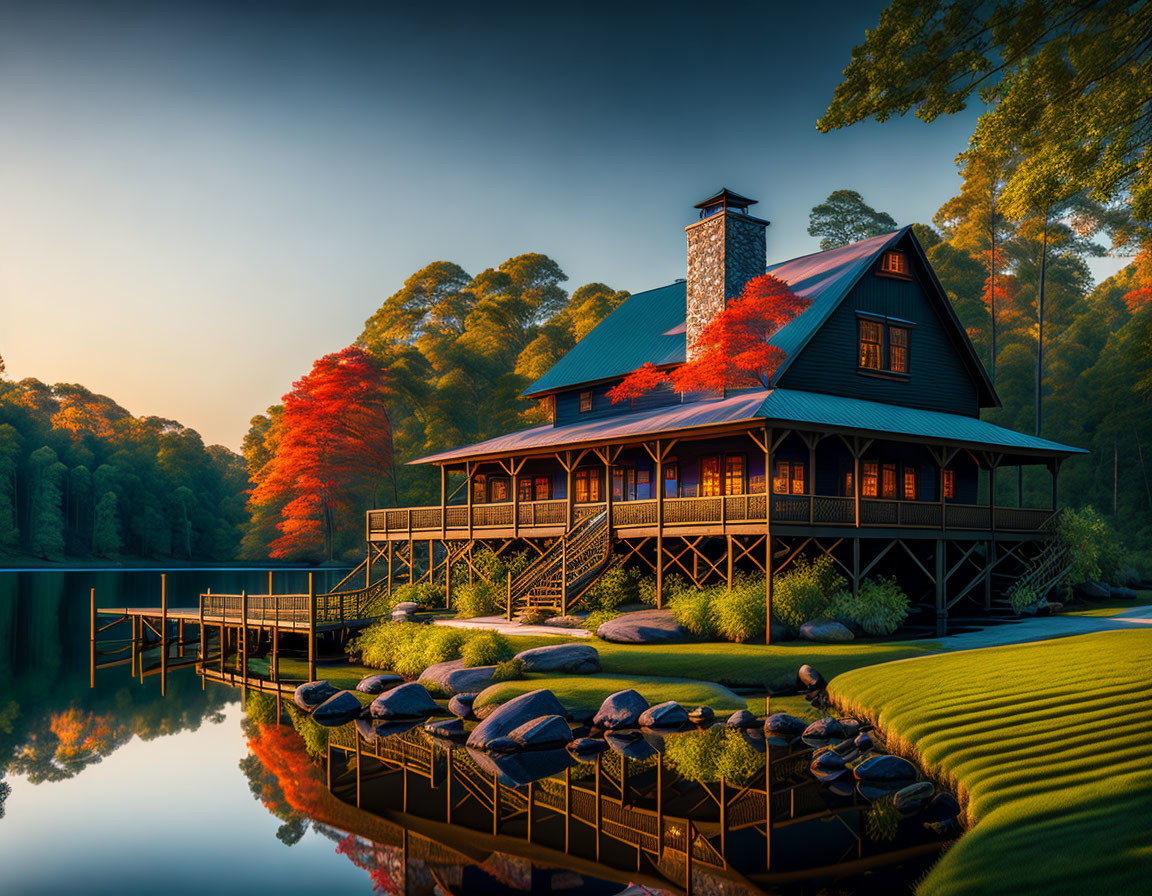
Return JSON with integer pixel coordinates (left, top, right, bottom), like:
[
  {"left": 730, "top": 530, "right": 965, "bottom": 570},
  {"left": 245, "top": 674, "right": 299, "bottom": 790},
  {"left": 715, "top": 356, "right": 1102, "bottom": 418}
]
[
  {"left": 49, "top": 708, "right": 123, "bottom": 762},
  {"left": 249, "top": 346, "right": 395, "bottom": 559},
  {"left": 611, "top": 274, "right": 809, "bottom": 400},
  {"left": 1123, "top": 285, "right": 1152, "bottom": 312}
]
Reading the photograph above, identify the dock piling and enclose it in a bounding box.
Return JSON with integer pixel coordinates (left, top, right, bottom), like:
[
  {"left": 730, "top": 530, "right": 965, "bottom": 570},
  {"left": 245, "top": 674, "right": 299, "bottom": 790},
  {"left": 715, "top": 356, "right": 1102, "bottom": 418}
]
[{"left": 89, "top": 587, "right": 96, "bottom": 689}]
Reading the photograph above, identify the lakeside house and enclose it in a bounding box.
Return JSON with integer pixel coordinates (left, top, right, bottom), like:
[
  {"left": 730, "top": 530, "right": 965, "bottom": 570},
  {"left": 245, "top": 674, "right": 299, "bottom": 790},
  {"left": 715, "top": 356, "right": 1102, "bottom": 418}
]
[{"left": 369, "top": 189, "right": 1085, "bottom": 636}]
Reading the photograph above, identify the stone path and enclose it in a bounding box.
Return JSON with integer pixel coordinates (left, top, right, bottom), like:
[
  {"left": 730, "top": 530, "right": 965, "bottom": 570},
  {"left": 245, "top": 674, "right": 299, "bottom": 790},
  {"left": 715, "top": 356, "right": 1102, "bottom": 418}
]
[
  {"left": 931, "top": 605, "right": 1152, "bottom": 653},
  {"left": 434, "top": 615, "right": 592, "bottom": 638}
]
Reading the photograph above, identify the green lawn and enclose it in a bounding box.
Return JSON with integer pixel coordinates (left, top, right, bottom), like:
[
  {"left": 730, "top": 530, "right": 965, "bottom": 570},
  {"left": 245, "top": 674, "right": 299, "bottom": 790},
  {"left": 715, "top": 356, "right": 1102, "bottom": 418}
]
[
  {"left": 828, "top": 630, "right": 1152, "bottom": 896},
  {"left": 474, "top": 672, "right": 747, "bottom": 715}
]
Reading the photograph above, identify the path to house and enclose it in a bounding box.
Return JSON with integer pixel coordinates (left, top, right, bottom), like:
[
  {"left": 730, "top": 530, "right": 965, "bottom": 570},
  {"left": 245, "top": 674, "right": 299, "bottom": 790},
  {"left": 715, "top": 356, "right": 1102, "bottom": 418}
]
[{"left": 434, "top": 615, "right": 593, "bottom": 638}]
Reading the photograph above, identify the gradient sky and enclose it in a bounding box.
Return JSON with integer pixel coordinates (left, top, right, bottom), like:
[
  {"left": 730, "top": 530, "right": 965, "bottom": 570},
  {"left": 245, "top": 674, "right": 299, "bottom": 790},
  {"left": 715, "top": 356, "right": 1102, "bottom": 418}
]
[{"left": 0, "top": 1, "right": 1125, "bottom": 451}]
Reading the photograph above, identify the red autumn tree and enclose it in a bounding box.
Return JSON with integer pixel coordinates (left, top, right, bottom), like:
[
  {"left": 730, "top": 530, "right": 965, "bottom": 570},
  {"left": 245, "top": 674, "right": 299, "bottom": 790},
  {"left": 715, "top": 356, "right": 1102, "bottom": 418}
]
[
  {"left": 608, "top": 274, "right": 810, "bottom": 403},
  {"left": 250, "top": 346, "right": 395, "bottom": 561}
]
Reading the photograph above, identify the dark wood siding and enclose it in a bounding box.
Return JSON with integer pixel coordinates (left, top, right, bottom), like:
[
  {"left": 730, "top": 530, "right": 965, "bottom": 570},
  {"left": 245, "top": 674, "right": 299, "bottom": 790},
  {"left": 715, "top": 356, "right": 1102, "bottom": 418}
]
[
  {"left": 778, "top": 257, "right": 982, "bottom": 417},
  {"left": 554, "top": 381, "right": 680, "bottom": 427}
]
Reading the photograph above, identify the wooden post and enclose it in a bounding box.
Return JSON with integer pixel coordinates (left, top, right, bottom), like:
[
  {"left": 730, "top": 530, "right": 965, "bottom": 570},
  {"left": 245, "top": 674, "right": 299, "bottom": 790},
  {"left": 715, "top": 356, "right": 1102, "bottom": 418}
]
[
  {"left": 355, "top": 731, "right": 362, "bottom": 808},
  {"left": 765, "top": 737, "right": 772, "bottom": 871},
  {"left": 268, "top": 569, "right": 273, "bottom": 596},
  {"left": 239, "top": 589, "right": 248, "bottom": 681},
  {"left": 989, "top": 461, "right": 997, "bottom": 531},
  {"left": 655, "top": 440, "right": 664, "bottom": 608},
  {"left": 527, "top": 781, "right": 534, "bottom": 843},
  {"left": 89, "top": 587, "right": 96, "bottom": 689},
  {"left": 935, "top": 539, "right": 946, "bottom": 637},
  {"left": 726, "top": 535, "right": 733, "bottom": 589},
  {"left": 198, "top": 589, "right": 206, "bottom": 671},
  {"left": 564, "top": 765, "right": 571, "bottom": 852},
  {"left": 685, "top": 820, "right": 694, "bottom": 896},
  {"left": 466, "top": 461, "right": 474, "bottom": 541},
  {"left": 160, "top": 574, "right": 168, "bottom": 696},
  {"left": 326, "top": 740, "right": 332, "bottom": 790},
  {"left": 604, "top": 449, "right": 613, "bottom": 538},
  {"left": 807, "top": 433, "right": 817, "bottom": 526},
  {"left": 387, "top": 540, "right": 394, "bottom": 598},
  {"left": 492, "top": 772, "right": 500, "bottom": 836},
  {"left": 560, "top": 539, "right": 568, "bottom": 616},
  {"left": 445, "top": 550, "right": 452, "bottom": 610},
  {"left": 594, "top": 752, "right": 602, "bottom": 861},
  {"left": 565, "top": 452, "right": 575, "bottom": 532},
  {"left": 765, "top": 426, "right": 774, "bottom": 646},
  {"left": 272, "top": 590, "right": 280, "bottom": 682},
  {"left": 719, "top": 776, "right": 728, "bottom": 864},
  {"left": 440, "top": 464, "right": 447, "bottom": 540},
  {"left": 854, "top": 439, "right": 862, "bottom": 528},
  {"left": 219, "top": 621, "right": 225, "bottom": 674},
  {"left": 656, "top": 754, "right": 664, "bottom": 857},
  {"left": 308, "top": 572, "right": 317, "bottom": 681},
  {"left": 446, "top": 745, "right": 454, "bottom": 824},
  {"left": 853, "top": 538, "right": 860, "bottom": 598},
  {"left": 506, "top": 569, "right": 513, "bottom": 622},
  {"left": 1051, "top": 460, "right": 1060, "bottom": 510},
  {"left": 511, "top": 458, "right": 520, "bottom": 539},
  {"left": 428, "top": 539, "right": 434, "bottom": 589},
  {"left": 366, "top": 547, "right": 372, "bottom": 589}
]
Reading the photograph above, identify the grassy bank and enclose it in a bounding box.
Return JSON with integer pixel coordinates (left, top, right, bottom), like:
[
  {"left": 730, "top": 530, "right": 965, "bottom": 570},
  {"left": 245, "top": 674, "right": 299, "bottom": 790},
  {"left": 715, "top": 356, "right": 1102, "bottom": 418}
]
[
  {"left": 475, "top": 672, "right": 747, "bottom": 715},
  {"left": 828, "top": 630, "right": 1152, "bottom": 896}
]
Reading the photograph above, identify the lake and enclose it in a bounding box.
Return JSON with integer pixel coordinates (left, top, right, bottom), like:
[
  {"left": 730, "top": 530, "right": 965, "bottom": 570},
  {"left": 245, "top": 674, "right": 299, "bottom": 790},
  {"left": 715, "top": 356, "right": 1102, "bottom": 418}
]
[{"left": 0, "top": 568, "right": 949, "bottom": 895}]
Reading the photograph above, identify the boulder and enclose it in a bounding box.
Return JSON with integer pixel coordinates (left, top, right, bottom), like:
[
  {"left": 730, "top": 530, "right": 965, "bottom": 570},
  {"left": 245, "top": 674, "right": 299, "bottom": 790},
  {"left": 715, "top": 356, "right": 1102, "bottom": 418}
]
[
  {"left": 638, "top": 701, "right": 688, "bottom": 729},
  {"left": 839, "top": 718, "right": 863, "bottom": 739},
  {"left": 568, "top": 737, "right": 609, "bottom": 760},
  {"left": 802, "top": 717, "right": 846, "bottom": 747},
  {"left": 605, "top": 731, "right": 658, "bottom": 760},
  {"left": 294, "top": 680, "right": 339, "bottom": 712},
  {"left": 311, "top": 691, "right": 364, "bottom": 727},
  {"left": 726, "top": 709, "right": 758, "bottom": 729},
  {"left": 355, "top": 718, "right": 378, "bottom": 742},
  {"left": 593, "top": 689, "right": 649, "bottom": 730},
  {"left": 486, "top": 736, "right": 520, "bottom": 754},
  {"left": 467, "top": 689, "right": 568, "bottom": 750},
  {"left": 893, "top": 781, "right": 935, "bottom": 815},
  {"left": 797, "top": 664, "right": 826, "bottom": 690},
  {"left": 514, "top": 643, "right": 601, "bottom": 674},
  {"left": 424, "top": 717, "right": 465, "bottom": 738},
  {"left": 510, "top": 715, "right": 573, "bottom": 750},
  {"left": 365, "top": 719, "right": 422, "bottom": 739},
  {"left": 765, "top": 713, "right": 808, "bottom": 738},
  {"left": 391, "top": 609, "right": 413, "bottom": 623},
  {"left": 394, "top": 601, "right": 420, "bottom": 613},
  {"left": 1074, "top": 581, "right": 1110, "bottom": 600},
  {"left": 688, "top": 706, "right": 714, "bottom": 726},
  {"left": 448, "top": 693, "right": 478, "bottom": 720},
  {"left": 419, "top": 659, "right": 497, "bottom": 696},
  {"left": 810, "top": 748, "right": 849, "bottom": 781},
  {"left": 798, "top": 619, "right": 855, "bottom": 643},
  {"left": 468, "top": 747, "right": 573, "bottom": 787},
  {"left": 356, "top": 673, "right": 404, "bottom": 694},
  {"left": 741, "top": 729, "right": 767, "bottom": 754},
  {"left": 595, "top": 609, "right": 690, "bottom": 644},
  {"left": 854, "top": 732, "right": 875, "bottom": 753},
  {"left": 921, "top": 792, "right": 962, "bottom": 826},
  {"left": 854, "top": 754, "right": 918, "bottom": 784},
  {"left": 368, "top": 682, "right": 438, "bottom": 719}
]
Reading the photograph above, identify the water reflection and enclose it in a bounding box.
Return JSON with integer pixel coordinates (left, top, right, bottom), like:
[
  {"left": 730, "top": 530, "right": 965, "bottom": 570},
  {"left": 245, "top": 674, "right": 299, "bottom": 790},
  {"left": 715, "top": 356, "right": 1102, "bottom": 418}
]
[{"left": 2, "top": 569, "right": 955, "bottom": 895}]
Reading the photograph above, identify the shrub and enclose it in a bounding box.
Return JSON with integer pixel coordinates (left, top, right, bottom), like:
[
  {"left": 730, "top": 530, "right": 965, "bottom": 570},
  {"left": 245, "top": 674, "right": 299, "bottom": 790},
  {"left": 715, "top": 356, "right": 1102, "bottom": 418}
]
[
  {"left": 1059, "top": 506, "right": 1126, "bottom": 588},
  {"left": 286, "top": 705, "right": 328, "bottom": 758},
  {"left": 638, "top": 573, "right": 690, "bottom": 606},
  {"left": 389, "top": 581, "right": 445, "bottom": 611},
  {"left": 712, "top": 575, "right": 766, "bottom": 642},
  {"left": 585, "top": 608, "right": 622, "bottom": 635},
  {"left": 517, "top": 607, "right": 555, "bottom": 626},
  {"left": 423, "top": 626, "right": 467, "bottom": 667},
  {"left": 582, "top": 565, "right": 642, "bottom": 611},
  {"left": 1006, "top": 584, "right": 1040, "bottom": 614},
  {"left": 453, "top": 580, "right": 504, "bottom": 619},
  {"left": 774, "top": 555, "right": 846, "bottom": 628},
  {"left": 664, "top": 727, "right": 760, "bottom": 785},
  {"left": 669, "top": 586, "right": 720, "bottom": 639},
  {"left": 460, "top": 630, "right": 513, "bottom": 667},
  {"left": 492, "top": 657, "right": 524, "bottom": 682},
  {"left": 830, "top": 577, "right": 910, "bottom": 635}
]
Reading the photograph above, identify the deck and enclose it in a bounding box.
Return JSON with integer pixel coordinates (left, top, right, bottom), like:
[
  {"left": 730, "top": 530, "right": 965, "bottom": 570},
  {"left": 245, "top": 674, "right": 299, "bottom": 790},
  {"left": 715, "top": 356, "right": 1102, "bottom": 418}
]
[{"left": 367, "top": 495, "right": 1056, "bottom": 542}]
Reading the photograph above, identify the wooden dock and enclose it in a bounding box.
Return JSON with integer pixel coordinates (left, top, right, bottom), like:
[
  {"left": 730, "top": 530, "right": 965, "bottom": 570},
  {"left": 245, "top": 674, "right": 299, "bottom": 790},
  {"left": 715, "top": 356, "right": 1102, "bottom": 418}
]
[{"left": 90, "top": 566, "right": 389, "bottom": 695}]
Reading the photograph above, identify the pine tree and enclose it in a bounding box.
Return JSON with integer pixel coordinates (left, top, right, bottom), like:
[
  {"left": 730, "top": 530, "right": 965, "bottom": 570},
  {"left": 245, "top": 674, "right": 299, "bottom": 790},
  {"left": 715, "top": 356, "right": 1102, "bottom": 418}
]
[{"left": 92, "top": 491, "right": 122, "bottom": 559}]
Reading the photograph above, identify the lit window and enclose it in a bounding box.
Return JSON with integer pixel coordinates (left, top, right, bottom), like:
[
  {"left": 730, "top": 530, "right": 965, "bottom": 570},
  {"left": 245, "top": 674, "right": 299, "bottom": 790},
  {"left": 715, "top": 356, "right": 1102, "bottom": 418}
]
[
  {"left": 472, "top": 473, "right": 487, "bottom": 504},
  {"left": 903, "top": 466, "right": 917, "bottom": 500},
  {"left": 518, "top": 476, "right": 533, "bottom": 503},
  {"left": 943, "top": 469, "right": 955, "bottom": 501},
  {"left": 843, "top": 471, "right": 854, "bottom": 497},
  {"left": 890, "top": 326, "right": 910, "bottom": 373},
  {"left": 579, "top": 391, "right": 593, "bottom": 413},
  {"left": 489, "top": 478, "right": 509, "bottom": 502},
  {"left": 773, "top": 461, "right": 806, "bottom": 495},
  {"left": 724, "top": 454, "right": 745, "bottom": 496},
  {"left": 613, "top": 467, "right": 636, "bottom": 501},
  {"left": 663, "top": 464, "right": 679, "bottom": 498},
  {"left": 881, "top": 250, "right": 908, "bottom": 275},
  {"left": 862, "top": 462, "right": 879, "bottom": 497},
  {"left": 700, "top": 456, "right": 722, "bottom": 497},
  {"left": 859, "top": 319, "right": 883, "bottom": 370},
  {"left": 575, "top": 468, "right": 601, "bottom": 503},
  {"left": 881, "top": 464, "right": 897, "bottom": 499},
  {"left": 534, "top": 477, "right": 551, "bottom": 501}
]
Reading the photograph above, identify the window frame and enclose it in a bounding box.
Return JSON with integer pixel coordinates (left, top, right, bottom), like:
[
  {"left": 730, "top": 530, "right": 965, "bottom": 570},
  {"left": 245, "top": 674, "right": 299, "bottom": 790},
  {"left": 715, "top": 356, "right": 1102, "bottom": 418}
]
[
  {"left": 903, "top": 464, "right": 918, "bottom": 500},
  {"left": 878, "top": 249, "right": 910, "bottom": 278},
  {"left": 772, "top": 460, "right": 806, "bottom": 496},
  {"left": 724, "top": 453, "right": 746, "bottom": 496},
  {"left": 579, "top": 391, "right": 593, "bottom": 413},
  {"left": 663, "top": 463, "right": 679, "bottom": 498},
  {"left": 574, "top": 467, "right": 601, "bottom": 503},
  {"left": 699, "top": 456, "right": 723, "bottom": 498},
  {"left": 881, "top": 463, "right": 898, "bottom": 499},
  {"left": 856, "top": 312, "right": 915, "bottom": 380},
  {"left": 943, "top": 468, "right": 955, "bottom": 501}
]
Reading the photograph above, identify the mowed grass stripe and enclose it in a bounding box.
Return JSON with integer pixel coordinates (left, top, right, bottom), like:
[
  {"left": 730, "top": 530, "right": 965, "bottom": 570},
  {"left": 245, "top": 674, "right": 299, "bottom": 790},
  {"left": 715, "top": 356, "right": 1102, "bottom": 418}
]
[{"left": 828, "top": 630, "right": 1152, "bottom": 896}]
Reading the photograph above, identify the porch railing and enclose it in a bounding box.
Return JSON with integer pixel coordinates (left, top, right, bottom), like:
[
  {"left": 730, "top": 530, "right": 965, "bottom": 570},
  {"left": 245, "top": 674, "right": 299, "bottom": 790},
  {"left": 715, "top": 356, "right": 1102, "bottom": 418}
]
[{"left": 367, "top": 495, "right": 1057, "bottom": 537}]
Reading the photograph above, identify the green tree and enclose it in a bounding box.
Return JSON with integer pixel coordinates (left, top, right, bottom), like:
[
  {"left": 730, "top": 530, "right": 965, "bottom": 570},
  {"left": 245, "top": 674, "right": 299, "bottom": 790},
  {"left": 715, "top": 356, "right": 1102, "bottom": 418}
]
[
  {"left": 819, "top": 0, "right": 1149, "bottom": 260},
  {"left": 92, "top": 491, "right": 121, "bottom": 559},
  {"left": 808, "top": 189, "right": 898, "bottom": 250},
  {"left": 0, "top": 424, "right": 22, "bottom": 551},
  {"left": 28, "top": 446, "right": 65, "bottom": 560}
]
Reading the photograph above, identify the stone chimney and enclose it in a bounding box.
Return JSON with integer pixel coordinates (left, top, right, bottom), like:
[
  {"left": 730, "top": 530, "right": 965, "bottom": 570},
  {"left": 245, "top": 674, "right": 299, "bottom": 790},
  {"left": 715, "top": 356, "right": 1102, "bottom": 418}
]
[{"left": 685, "top": 189, "right": 769, "bottom": 359}]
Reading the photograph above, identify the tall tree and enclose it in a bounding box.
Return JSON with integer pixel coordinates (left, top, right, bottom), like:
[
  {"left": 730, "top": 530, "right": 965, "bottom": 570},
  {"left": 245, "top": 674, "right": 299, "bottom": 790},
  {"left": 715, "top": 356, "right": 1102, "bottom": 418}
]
[
  {"left": 28, "top": 447, "right": 65, "bottom": 560},
  {"left": 91, "top": 491, "right": 121, "bottom": 559},
  {"left": 249, "top": 347, "right": 396, "bottom": 561},
  {"left": 819, "top": 0, "right": 1149, "bottom": 262},
  {"left": 808, "top": 190, "right": 898, "bottom": 250},
  {"left": 0, "top": 424, "right": 22, "bottom": 551}
]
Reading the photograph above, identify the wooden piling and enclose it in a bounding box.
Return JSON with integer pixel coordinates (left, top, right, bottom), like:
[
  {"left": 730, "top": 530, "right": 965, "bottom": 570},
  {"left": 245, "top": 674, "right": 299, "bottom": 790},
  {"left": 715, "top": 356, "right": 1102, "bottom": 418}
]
[
  {"left": 88, "top": 587, "right": 96, "bottom": 689},
  {"left": 308, "top": 572, "right": 317, "bottom": 681},
  {"left": 240, "top": 589, "right": 248, "bottom": 680},
  {"left": 160, "top": 573, "right": 168, "bottom": 696}
]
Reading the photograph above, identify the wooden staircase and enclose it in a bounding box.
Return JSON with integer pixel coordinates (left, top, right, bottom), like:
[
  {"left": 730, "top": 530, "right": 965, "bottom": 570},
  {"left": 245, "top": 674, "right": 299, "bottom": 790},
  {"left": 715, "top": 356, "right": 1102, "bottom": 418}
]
[
  {"left": 1001, "top": 512, "right": 1072, "bottom": 609},
  {"left": 509, "top": 510, "right": 612, "bottom": 614}
]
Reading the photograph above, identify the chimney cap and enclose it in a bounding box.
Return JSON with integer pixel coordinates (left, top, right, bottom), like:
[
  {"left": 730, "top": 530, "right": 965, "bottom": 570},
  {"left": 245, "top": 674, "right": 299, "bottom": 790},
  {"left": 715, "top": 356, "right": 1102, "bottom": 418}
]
[{"left": 694, "top": 188, "right": 758, "bottom": 215}]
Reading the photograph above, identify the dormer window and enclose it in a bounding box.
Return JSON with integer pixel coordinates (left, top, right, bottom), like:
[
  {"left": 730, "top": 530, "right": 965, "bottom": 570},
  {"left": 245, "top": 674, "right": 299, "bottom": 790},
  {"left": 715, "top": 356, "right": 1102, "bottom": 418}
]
[
  {"left": 579, "top": 391, "right": 593, "bottom": 413},
  {"left": 857, "top": 314, "right": 914, "bottom": 378},
  {"left": 880, "top": 250, "right": 908, "bottom": 276}
]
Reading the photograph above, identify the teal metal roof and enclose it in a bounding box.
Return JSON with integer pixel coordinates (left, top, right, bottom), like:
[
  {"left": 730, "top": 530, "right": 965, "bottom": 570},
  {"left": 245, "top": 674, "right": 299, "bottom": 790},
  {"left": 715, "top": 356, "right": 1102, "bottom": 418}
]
[
  {"left": 523, "top": 228, "right": 911, "bottom": 398},
  {"left": 412, "top": 386, "right": 1084, "bottom": 464},
  {"left": 523, "top": 281, "right": 687, "bottom": 396}
]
